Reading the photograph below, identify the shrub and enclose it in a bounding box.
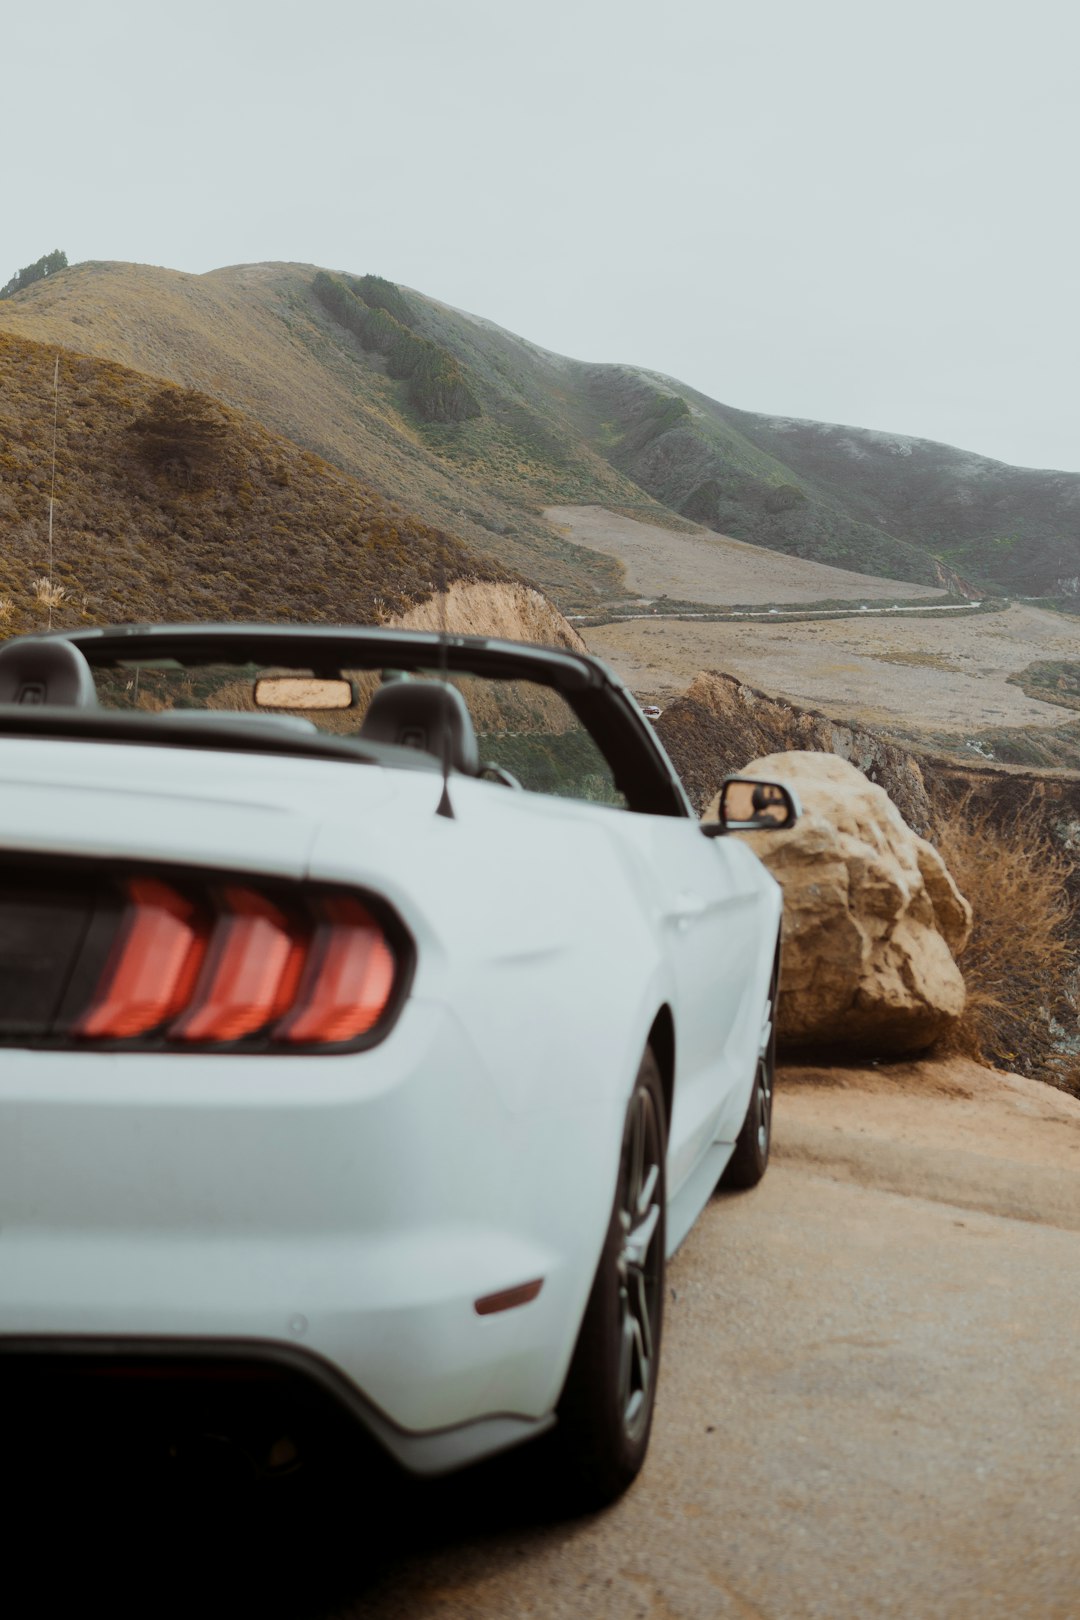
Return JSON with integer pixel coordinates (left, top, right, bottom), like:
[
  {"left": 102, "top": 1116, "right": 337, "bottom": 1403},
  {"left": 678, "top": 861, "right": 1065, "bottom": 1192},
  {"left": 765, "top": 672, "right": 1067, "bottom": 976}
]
[
  {"left": 932, "top": 794, "right": 1075, "bottom": 1080},
  {"left": 681, "top": 479, "right": 723, "bottom": 523},
  {"left": 312, "top": 273, "right": 480, "bottom": 423},
  {"left": 648, "top": 394, "right": 689, "bottom": 432},
  {"left": 764, "top": 483, "right": 808, "bottom": 515},
  {"left": 348, "top": 274, "right": 415, "bottom": 328},
  {"left": 387, "top": 330, "right": 480, "bottom": 421},
  {"left": 356, "top": 305, "right": 400, "bottom": 355},
  {"left": 129, "top": 388, "right": 228, "bottom": 487}
]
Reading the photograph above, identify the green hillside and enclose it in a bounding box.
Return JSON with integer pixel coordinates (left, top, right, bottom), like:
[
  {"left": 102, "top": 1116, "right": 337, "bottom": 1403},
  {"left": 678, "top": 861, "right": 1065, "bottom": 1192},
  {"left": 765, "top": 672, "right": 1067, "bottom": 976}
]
[
  {"left": 578, "top": 369, "right": 945, "bottom": 586},
  {"left": 3, "top": 258, "right": 1079, "bottom": 608},
  {"left": 680, "top": 397, "right": 1080, "bottom": 597}
]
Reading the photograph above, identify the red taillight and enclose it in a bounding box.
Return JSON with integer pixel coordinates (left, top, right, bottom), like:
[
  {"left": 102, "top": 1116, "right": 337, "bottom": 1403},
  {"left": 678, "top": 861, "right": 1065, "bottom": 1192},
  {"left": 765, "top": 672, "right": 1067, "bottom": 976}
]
[
  {"left": 173, "top": 888, "right": 307, "bottom": 1043},
  {"left": 76, "top": 879, "right": 209, "bottom": 1039},
  {"left": 73, "top": 879, "right": 402, "bottom": 1050},
  {"left": 277, "top": 898, "right": 396, "bottom": 1045}
]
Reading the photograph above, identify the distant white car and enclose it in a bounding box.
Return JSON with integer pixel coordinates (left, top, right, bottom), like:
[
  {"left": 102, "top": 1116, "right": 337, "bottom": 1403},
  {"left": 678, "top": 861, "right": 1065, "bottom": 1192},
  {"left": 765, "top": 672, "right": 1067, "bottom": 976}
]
[
  {"left": 640, "top": 703, "right": 663, "bottom": 721},
  {"left": 0, "top": 623, "right": 795, "bottom": 1505}
]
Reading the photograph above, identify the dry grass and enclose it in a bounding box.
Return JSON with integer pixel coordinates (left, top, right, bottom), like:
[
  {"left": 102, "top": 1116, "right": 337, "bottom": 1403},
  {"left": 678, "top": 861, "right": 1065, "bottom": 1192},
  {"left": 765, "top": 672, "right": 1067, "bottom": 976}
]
[
  {"left": 0, "top": 259, "right": 635, "bottom": 602},
  {"left": 933, "top": 795, "right": 1076, "bottom": 1084},
  {"left": 0, "top": 331, "right": 509, "bottom": 632}
]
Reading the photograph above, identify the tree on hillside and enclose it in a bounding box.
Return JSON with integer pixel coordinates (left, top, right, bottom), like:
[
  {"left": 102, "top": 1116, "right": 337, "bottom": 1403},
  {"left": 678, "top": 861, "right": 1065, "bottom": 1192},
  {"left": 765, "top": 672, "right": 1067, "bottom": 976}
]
[
  {"left": 128, "top": 388, "right": 229, "bottom": 488},
  {"left": 0, "top": 250, "right": 68, "bottom": 300},
  {"left": 312, "top": 271, "right": 481, "bottom": 423}
]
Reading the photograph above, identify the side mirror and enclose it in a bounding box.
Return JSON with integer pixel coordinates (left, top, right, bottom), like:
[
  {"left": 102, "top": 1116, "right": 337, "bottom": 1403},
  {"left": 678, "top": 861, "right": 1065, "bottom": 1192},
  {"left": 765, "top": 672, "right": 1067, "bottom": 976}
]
[{"left": 701, "top": 777, "right": 799, "bottom": 838}]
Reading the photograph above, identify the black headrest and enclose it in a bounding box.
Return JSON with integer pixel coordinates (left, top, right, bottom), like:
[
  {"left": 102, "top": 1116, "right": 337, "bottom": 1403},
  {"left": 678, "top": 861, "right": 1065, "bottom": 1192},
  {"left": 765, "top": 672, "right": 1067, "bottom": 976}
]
[
  {"left": 358, "top": 680, "right": 480, "bottom": 775},
  {"left": 0, "top": 638, "right": 98, "bottom": 707}
]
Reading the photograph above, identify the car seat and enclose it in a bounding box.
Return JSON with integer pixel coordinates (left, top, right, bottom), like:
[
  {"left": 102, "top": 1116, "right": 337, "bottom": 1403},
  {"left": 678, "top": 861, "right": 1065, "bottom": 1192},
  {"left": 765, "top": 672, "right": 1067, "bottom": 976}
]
[
  {"left": 0, "top": 638, "right": 99, "bottom": 707},
  {"left": 357, "top": 680, "right": 480, "bottom": 774}
]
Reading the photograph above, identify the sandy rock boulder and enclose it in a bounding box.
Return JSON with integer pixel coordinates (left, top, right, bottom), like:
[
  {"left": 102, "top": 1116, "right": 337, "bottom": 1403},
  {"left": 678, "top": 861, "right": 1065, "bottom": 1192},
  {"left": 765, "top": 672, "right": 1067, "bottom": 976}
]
[{"left": 708, "top": 751, "right": 972, "bottom": 1055}]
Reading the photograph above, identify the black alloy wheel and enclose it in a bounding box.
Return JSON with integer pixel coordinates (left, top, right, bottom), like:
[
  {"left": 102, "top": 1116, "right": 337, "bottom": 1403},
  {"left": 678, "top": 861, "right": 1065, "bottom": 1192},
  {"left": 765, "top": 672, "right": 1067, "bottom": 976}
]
[
  {"left": 721, "top": 951, "right": 778, "bottom": 1190},
  {"left": 554, "top": 1047, "right": 667, "bottom": 1509}
]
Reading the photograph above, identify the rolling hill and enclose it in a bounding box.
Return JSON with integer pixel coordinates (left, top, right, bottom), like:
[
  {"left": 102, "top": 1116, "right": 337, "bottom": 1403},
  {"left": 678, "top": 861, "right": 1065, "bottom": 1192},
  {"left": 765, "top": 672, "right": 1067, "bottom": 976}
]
[
  {"left": 0, "top": 260, "right": 644, "bottom": 604},
  {"left": 0, "top": 329, "right": 510, "bottom": 635},
  {"left": 4, "top": 259, "right": 1079, "bottom": 611}
]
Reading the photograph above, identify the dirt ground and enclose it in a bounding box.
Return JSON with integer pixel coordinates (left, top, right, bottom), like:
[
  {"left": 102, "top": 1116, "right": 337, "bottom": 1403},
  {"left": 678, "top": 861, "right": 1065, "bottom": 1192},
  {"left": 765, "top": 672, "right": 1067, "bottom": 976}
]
[
  {"left": 587, "top": 596, "right": 1080, "bottom": 734},
  {"left": 547, "top": 504, "right": 1080, "bottom": 736},
  {"left": 73, "top": 1059, "right": 1080, "bottom": 1620},
  {"left": 775, "top": 1053, "right": 1080, "bottom": 1224},
  {"left": 329, "top": 1060, "right": 1080, "bottom": 1620},
  {"left": 544, "top": 506, "right": 943, "bottom": 606}
]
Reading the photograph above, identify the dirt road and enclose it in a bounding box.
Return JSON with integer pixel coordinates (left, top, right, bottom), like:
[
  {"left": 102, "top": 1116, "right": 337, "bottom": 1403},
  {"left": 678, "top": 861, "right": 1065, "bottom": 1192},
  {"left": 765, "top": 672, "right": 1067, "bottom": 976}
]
[{"left": 83, "top": 1059, "right": 1079, "bottom": 1619}]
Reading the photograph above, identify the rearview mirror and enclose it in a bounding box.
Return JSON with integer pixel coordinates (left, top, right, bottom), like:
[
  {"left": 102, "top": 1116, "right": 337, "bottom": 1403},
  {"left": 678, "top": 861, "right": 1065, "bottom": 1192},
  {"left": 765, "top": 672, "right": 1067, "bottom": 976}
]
[
  {"left": 701, "top": 777, "right": 799, "bottom": 837},
  {"left": 254, "top": 676, "right": 355, "bottom": 711}
]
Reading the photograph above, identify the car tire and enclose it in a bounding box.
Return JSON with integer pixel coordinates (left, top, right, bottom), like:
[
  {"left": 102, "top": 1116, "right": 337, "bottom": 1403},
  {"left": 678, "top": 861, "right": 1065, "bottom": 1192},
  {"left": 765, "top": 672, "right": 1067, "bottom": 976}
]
[
  {"left": 721, "top": 950, "right": 778, "bottom": 1191},
  {"left": 554, "top": 1046, "right": 667, "bottom": 1510}
]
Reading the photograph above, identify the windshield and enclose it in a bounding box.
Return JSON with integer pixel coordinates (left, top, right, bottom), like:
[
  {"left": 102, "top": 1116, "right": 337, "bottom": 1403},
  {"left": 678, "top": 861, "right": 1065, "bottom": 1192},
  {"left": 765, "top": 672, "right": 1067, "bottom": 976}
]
[{"left": 91, "top": 658, "right": 627, "bottom": 808}]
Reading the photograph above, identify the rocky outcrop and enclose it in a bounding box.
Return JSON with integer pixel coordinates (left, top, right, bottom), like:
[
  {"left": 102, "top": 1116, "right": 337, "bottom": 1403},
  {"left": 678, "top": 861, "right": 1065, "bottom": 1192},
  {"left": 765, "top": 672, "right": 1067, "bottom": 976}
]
[
  {"left": 713, "top": 752, "right": 972, "bottom": 1056},
  {"left": 657, "top": 671, "right": 933, "bottom": 833},
  {"left": 392, "top": 581, "right": 586, "bottom": 652}
]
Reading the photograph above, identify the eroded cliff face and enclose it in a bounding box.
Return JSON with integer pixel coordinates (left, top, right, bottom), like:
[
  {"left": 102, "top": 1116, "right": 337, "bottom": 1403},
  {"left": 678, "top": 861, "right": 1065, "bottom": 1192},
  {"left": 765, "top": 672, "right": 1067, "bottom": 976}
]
[
  {"left": 656, "top": 670, "right": 934, "bottom": 832},
  {"left": 392, "top": 581, "right": 587, "bottom": 651}
]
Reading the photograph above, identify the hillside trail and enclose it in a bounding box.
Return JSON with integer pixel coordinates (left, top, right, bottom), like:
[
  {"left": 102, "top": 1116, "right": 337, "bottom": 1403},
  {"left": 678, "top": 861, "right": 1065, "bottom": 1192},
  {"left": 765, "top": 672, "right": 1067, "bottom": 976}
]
[{"left": 137, "top": 1056, "right": 1078, "bottom": 1620}]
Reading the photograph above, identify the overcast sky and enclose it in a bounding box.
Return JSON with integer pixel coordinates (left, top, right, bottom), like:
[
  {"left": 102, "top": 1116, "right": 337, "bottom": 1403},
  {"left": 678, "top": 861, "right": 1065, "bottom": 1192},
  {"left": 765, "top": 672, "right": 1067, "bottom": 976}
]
[{"left": 6, "top": 0, "right": 1078, "bottom": 471}]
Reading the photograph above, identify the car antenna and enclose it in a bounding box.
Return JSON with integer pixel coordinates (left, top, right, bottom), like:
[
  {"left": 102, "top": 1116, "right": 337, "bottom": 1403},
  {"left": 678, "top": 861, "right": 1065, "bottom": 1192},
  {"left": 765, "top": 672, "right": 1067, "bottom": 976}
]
[
  {"left": 435, "top": 536, "right": 454, "bottom": 820},
  {"left": 45, "top": 351, "right": 61, "bottom": 630}
]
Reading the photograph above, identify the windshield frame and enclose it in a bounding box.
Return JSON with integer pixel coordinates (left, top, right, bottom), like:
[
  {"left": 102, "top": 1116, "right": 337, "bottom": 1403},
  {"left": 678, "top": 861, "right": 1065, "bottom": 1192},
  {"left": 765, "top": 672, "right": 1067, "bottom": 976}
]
[{"left": 2, "top": 625, "right": 694, "bottom": 818}]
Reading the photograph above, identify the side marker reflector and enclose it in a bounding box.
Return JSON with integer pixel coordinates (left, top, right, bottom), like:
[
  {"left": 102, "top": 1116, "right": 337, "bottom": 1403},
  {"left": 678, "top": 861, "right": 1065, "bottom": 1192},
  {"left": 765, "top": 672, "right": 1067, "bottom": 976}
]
[{"left": 474, "top": 1279, "right": 544, "bottom": 1316}]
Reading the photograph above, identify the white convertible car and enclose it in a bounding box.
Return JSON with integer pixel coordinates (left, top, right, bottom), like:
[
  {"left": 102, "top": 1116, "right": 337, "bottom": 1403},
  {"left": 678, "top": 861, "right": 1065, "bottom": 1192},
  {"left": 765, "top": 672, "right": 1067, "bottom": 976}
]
[{"left": 0, "top": 623, "right": 795, "bottom": 1505}]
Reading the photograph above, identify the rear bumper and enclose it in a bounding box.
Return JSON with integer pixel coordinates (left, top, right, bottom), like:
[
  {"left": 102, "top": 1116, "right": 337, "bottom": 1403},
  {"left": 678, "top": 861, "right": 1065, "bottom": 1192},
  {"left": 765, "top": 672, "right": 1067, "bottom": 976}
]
[
  {"left": 0, "top": 1335, "right": 555, "bottom": 1476},
  {"left": 0, "top": 996, "right": 618, "bottom": 1448}
]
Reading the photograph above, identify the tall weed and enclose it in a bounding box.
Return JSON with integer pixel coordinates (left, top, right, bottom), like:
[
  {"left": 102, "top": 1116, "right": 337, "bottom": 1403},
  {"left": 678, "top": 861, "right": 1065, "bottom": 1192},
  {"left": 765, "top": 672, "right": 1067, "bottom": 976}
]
[{"left": 933, "top": 794, "right": 1076, "bottom": 1085}]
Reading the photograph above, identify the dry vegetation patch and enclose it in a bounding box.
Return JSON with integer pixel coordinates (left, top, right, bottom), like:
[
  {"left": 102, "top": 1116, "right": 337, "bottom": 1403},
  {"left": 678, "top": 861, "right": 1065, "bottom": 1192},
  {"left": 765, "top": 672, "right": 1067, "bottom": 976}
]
[
  {"left": 0, "top": 332, "right": 507, "bottom": 631},
  {"left": 932, "top": 795, "right": 1076, "bottom": 1085}
]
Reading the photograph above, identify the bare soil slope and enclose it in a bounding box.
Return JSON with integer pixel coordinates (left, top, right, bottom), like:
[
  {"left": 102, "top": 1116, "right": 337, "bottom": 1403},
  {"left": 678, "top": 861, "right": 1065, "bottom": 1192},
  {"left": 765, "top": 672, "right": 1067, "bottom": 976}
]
[{"left": 545, "top": 504, "right": 942, "bottom": 606}]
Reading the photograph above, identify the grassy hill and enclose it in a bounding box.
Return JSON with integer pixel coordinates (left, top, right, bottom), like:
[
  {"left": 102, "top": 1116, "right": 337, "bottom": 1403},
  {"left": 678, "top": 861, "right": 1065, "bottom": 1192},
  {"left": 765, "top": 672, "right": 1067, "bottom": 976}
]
[
  {"left": 665, "top": 395, "right": 1080, "bottom": 597},
  {"left": 3, "top": 258, "right": 1079, "bottom": 608},
  {"left": 0, "top": 260, "right": 647, "bottom": 604},
  {"left": 0, "top": 329, "right": 505, "bottom": 635}
]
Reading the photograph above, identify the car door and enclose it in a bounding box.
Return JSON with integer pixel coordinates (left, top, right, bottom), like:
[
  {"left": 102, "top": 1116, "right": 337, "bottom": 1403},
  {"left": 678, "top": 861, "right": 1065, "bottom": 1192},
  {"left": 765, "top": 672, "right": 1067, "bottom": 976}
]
[{"left": 614, "top": 812, "right": 771, "bottom": 1197}]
